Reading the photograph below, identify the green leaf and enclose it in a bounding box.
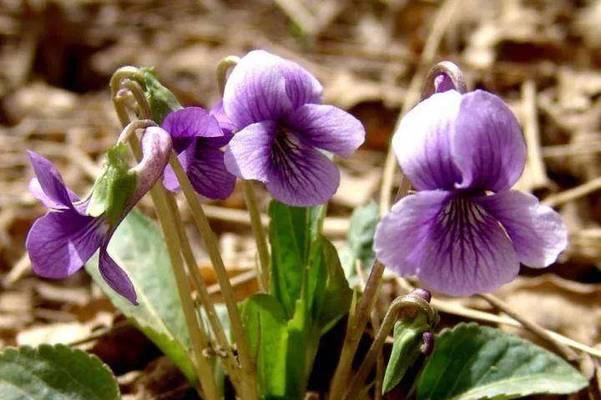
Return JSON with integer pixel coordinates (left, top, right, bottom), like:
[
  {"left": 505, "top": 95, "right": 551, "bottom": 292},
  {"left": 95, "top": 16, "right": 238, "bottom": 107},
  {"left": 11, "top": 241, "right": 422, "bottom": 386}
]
[
  {"left": 268, "top": 201, "right": 324, "bottom": 318},
  {"left": 308, "top": 237, "right": 353, "bottom": 334},
  {"left": 241, "top": 294, "right": 290, "bottom": 398},
  {"left": 140, "top": 67, "right": 182, "bottom": 124},
  {"left": 340, "top": 201, "right": 378, "bottom": 280},
  {"left": 383, "top": 313, "right": 430, "bottom": 394},
  {"left": 85, "top": 210, "right": 196, "bottom": 382},
  {"left": 0, "top": 344, "right": 120, "bottom": 400},
  {"left": 417, "top": 323, "right": 588, "bottom": 400}
]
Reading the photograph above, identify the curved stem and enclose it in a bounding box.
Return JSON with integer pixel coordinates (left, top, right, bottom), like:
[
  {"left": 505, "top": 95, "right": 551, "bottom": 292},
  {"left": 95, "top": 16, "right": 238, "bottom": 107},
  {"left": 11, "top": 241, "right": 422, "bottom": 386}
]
[
  {"left": 329, "top": 261, "right": 385, "bottom": 400},
  {"left": 343, "top": 295, "right": 437, "bottom": 399},
  {"left": 168, "top": 153, "right": 257, "bottom": 399},
  {"left": 216, "top": 56, "right": 240, "bottom": 95},
  {"left": 165, "top": 194, "right": 244, "bottom": 391},
  {"left": 242, "top": 180, "right": 270, "bottom": 292},
  {"left": 129, "top": 136, "right": 220, "bottom": 400},
  {"left": 110, "top": 69, "right": 219, "bottom": 398}
]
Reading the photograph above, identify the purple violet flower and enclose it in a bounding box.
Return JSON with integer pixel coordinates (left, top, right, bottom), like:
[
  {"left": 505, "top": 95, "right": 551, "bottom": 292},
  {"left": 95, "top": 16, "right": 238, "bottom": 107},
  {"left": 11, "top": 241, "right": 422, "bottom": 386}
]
[
  {"left": 222, "top": 50, "right": 366, "bottom": 206},
  {"left": 162, "top": 106, "right": 236, "bottom": 199},
  {"left": 374, "top": 83, "right": 568, "bottom": 296},
  {"left": 25, "top": 126, "right": 173, "bottom": 304}
]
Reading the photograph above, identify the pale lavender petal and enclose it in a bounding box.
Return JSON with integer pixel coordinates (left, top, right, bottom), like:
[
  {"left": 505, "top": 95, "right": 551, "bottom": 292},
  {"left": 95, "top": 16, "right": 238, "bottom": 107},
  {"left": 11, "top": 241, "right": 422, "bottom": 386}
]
[
  {"left": 276, "top": 54, "right": 322, "bottom": 108},
  {"left": 224, "top": 121, "right": 276, "bottom": 181},
  {"left": 99, "top": 246, "right": 138, "bottom": 304},
  {"left": 264, "top": 135, "right": 340, "bottom": 206},
  {"left": 477, "top": 191, "right": 567, "bottom": 268},
  {"left": 185, "top": 146, "right": 236, "bottom": 199},
  {"left": 26, "top": 211, "right": 105, "bottom": 278},
  {"left": 417, "top": 195, "right": 520, "bottom": 295},
  {"left": 223, "top": 51, "right": 292, "bottom": 127},
  {"left": 393, "top": 91, "right": 462, "bottom": 190},
  {"left": 162, "top": 107, "right": 222, "bottom": 153},
  {"left": 374, "top": 191, "right": 452, "bottom": 277},
  {"left": 162, "top": 164, "right": 180, "bottom": 192},
  {"left": 27, "top": 151, "right": 77, "bottom": 209},
  {"left": 453, "top": 90, "right": 526, "bottom": 192},
  {"left": 286, "top": 104, "right": 365, "bottom": 157}
]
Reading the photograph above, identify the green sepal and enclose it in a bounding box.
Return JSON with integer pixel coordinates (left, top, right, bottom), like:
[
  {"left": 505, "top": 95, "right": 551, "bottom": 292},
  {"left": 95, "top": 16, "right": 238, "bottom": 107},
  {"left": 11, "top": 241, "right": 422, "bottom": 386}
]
[
  {"left": 382, "top": 313, "right": 430, "bottom": 394},
  {"left": 140, "top": 67, "right": 182, "bottom": 124},
  {"left": 88, "top": 143, "right": 136, "bottom": 225}
]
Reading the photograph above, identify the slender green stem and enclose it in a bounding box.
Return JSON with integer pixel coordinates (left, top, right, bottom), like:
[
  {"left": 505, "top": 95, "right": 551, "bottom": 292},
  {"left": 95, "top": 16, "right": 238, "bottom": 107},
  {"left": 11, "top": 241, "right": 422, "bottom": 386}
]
[
  {"left": 111, "top": 71, "right": 219, "bottom": 398},
  {"left": 242, "top": 180, "right": 270, "bottom": 292},
  {"left": 343, "top": 295, "right": 437, "bottom": 399},
  {"left": 165, "top": 194, "right": 244, "bottom": 391},
  {"left": 168, "top": 153, "right": 257, "bottom": 400},
  {"left": 128, "top": 136, "right": 220, "bottom": 400},
  {"left": 329, "top": 261, "right": 385, "bottom": 400}
]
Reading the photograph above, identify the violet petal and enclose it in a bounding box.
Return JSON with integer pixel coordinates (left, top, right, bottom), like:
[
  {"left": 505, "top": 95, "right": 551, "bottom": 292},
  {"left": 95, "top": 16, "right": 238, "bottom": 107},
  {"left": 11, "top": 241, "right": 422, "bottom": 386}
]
[
  {"left": 186, "top": 145, "right": 236, "bottom": 200},
  {"left": 287, "top": 104, "right": 365, "bottom": 157},
  {"left": 374, "top": 191, "right": 452, "bottom": 277},
  {"left": 26, "top": 210, "right": 105, "bottom": 278},
  {"left": 224, "top": 121, "right": 276, "bottom": 181},
  {"left": 477, "top": 190, "right": 567, "bottom": 268},
  {"left": 417, "top": 195, "right": 520, "bottom": 296},
  {"left": 99, "top": 246, "right": 138, "bottom": 304},
  {"left": 393, "top": 91, "right": 462, "bottom": 191},
  {"left": 27, "top": 150, "right": 78, "bottom": 210},
  {"left": 162, "top": 107, "right": 223, "bottom": 153},
  {"left": 265, "top": 134, "right": 340, "bottom": 207},
  {"left": 375, "top": 191, "right": 520, "bottom": 296},
  {"left": 453, "top": 90, "right": 526, "bottom": 192},
  {"left": 223, "top": 50, "right": 322, "bottom": 127}
]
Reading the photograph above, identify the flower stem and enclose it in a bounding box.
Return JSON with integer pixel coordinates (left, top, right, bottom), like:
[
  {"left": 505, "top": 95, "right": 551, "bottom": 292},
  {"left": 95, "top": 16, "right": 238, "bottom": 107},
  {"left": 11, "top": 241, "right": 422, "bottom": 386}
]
[
  {"left": 110, "top": 71, "right": 220, "bottom": 398},
  {"left": 216, "top": 56, "right": 240, "bottom": 95},
  {"left": 168, "top": 153, "right": 257, "bottom": 400},
  {"left": 165, "top": 194, "right": 244, "bottom": 390},
  {"left": 242, "top": 180, "right": 270, "bottom": 292},
  {"left": 328, "top": 260, "right": 385, "bottom": 400},
  {"left": 342, "top": 294, "right": 437, "bottom": 399},
  {"left": 128, "top": 136, "right": 220, "bottom": 400}
]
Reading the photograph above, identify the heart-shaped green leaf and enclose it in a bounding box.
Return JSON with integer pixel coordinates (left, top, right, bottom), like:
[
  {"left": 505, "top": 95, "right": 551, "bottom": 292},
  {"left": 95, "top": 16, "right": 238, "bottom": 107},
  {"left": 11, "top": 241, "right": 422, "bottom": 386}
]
[
  {"left": 417, "top": 323, "right": 588, "bottom": 400},
  {"left": 0, "top": 344, "right": 119, "bottom": 400},
  {"left": 85, "top": 210, "right": 195, "bottom": 382}
]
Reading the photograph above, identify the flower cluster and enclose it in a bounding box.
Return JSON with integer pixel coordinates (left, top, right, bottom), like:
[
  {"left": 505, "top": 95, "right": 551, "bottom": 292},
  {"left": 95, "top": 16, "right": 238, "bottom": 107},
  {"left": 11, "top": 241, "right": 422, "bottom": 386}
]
[
  {"left": 26, "top": 50, "right": 365, "bottom": 302},
  {"left": 374, "top": 69, "right": 568, "bottom": 296},
  {"left": 161, "top": 50, "right": 366, "bottom": 206}
]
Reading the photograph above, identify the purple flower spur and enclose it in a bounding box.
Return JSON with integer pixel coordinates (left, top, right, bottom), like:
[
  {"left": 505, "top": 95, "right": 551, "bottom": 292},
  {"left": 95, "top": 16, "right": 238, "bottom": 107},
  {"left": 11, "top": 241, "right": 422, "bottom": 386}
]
[
  {"left": 162, "top": 105, "right": 236, "bottom": 199},
  {"left": 25, "top": 126, "right": 173, "bottom": 304},
  {"left": 374, "top": 77, "right": 567, "bottom": 296},
  {"left": 222, "top": 50, "right": 365, "bottom": 206}
]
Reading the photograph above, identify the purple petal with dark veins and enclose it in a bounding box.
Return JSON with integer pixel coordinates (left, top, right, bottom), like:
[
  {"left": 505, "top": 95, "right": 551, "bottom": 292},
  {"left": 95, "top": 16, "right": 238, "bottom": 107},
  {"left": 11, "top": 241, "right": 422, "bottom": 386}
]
[
  {"left": 26, "top": 210, "right": 105, "bottom": 278},
  {"left": 375, "top": 191, "right": 520, "bottom": 296},
  {"left": 162, "top": 107, "right": 223, "bottom": 153},
  {"left": 477, "top": 190, "right": 567, "bottom": 268},
  {"left": 185, "top": 144, "right": 236, "bottom": 199},
  {"left": 264, "top": 134, "right": 340, "bottom": 206},
  {"left": 287, "top": 104, "right": 365, "bottom": 157}
]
